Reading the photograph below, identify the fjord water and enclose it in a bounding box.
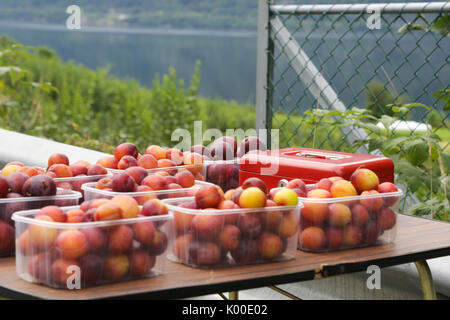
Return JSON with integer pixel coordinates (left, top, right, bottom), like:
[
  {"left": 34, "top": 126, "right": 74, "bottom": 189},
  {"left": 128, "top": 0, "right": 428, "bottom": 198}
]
[
  {"left": 0, "top": 23, "right": 258, "bottom": 104},
  {"left": 0, "top": 22, "right": 448, "bottom": 111}
]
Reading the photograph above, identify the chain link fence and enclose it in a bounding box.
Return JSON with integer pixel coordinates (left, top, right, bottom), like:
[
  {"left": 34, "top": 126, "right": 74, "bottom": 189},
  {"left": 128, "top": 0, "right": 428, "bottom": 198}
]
[
  {"left": 256, "top": 1, "right": 449, "bottom": 217},
  {"left": 257, "top": 2, "right": 449, "bottom": 152}
]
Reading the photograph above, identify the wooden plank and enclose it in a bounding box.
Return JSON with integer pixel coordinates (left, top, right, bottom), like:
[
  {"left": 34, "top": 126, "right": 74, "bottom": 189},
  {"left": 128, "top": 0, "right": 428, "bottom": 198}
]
[{"left": 0, "top": 214, "right": 449, "bottom": 300}]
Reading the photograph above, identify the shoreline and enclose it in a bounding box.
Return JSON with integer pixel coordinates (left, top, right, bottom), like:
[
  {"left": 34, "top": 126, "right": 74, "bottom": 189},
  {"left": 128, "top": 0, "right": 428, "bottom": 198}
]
[{"left": 0, "top": 20, "right": 257, "bottom": 38}]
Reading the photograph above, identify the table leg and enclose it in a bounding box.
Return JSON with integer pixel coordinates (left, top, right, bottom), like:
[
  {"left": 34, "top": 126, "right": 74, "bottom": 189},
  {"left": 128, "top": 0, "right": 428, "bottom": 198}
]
[
  {"left": 228, "top": 291, "right": 239, "bottom": 300},
  {"left": 414, "top": 260, "right": 437, "bottom": 300},
  {"left": 268, "top": 285, "right": 302, "bottom": 300}
]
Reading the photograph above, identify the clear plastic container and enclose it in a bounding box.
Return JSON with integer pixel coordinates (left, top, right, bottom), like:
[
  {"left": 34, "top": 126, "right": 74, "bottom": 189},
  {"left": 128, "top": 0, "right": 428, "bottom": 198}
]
[
  {"left": 0, "top": 189, "right": 82, "bottom": 257},
  {"left": 107, "top": 162, "right": 206, "bottom": 181},
  {"left": 54, "top": 174, "right": 111, "bottom": 198},
  {"left": 81, "top": 180, "right": 213, "bottom": 203},
  {"left": 203, "top": 158, "right": 239, "bottom": 192},
  {"left": 294, "top": 186, "right": 403, "bottom": 252},
  {"left": 12, "top": 205, "right": 171, "bottom": 289},
  {"left": 163, "top": 197, "right": 302, "bottom": 268}
]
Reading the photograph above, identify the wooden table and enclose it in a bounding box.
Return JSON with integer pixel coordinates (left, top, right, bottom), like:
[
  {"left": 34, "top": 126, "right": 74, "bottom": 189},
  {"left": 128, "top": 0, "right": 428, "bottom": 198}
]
[{"left": 1, "top": 214, "right": 449, "bottom": 300}]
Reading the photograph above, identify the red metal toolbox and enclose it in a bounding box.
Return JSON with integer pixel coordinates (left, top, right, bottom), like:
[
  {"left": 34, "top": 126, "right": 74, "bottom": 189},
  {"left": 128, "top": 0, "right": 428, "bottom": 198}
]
[{"left": 239, "top": 147, "right": 394, "bottom": 190}]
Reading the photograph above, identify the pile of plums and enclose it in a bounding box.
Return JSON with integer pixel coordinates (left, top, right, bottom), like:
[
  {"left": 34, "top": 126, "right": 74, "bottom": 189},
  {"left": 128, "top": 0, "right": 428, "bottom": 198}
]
[
  {"left": 170, "top": 177, "right": 301, "bottom": 267},
  {"left": 16, "top": 195, "right": 169, "bottom": 288},
  {"left": 289, "top": 168, "right": 401, "bottom": 252}
]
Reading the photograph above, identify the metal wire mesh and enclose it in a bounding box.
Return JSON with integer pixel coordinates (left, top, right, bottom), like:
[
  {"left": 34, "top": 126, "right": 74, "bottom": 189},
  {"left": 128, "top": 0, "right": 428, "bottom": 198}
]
[{"left": 267, "top": 3, "right": 449, "bottom": 153}]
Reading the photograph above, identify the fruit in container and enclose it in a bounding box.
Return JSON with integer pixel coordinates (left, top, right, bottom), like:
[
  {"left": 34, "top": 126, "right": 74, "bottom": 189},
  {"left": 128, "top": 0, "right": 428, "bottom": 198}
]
[
  {"left": 80, "top": 227, "right": 107, "bottom": 254},
  {"left": 277, "top": 210, "right": 300, "bottom": 238},
  {"left": 69, "top": 164, "right": 88, "bottom": 177},
  {"left": 237, "top": 136, "right": 267, "bottom": 157},
  {"left": 174, "top": 170, "right": 195, "bottom": 188},
  {"left": 360, "top": 190, "right": 383, "bottom": 211},
  {"left": 55, "top": 229, "right": 89, "bottom": 259},
  {"left": 157, "top": 159, "right": 177, "bottom": 175},
  {"left": 327, "top": 203, "right": 351, "bottom": 227},
  {"left": 22, "top": 174, "right": 57, "bottom": 197},
  {"left": 80, "top": 254, "right": 104, "bottom": 285},
  {"left": 48, "top": 153, "right": 70, "bottom": 168},
  {"left": 301, "top": 189, "right": 330, "bottom": 224},
  {"left": 28, "top": 215, "right": 58, "bottom": 250},
  {"left": 377, "top": 207, "right": 396, "bottom": 230},
  {"left": 218, "top": 224, "right": 241, "bottom": 251},
  {"left": 173, "top": 233, "right": 194, "bottom": 261},
  {"left": 0, "top": 176, "right": 9, "bottom": 197},
  {"left": 315, "top": 178, "right": 333, "bottom": 192},
  {"left": 191, "top": 211, "right": 225, "bottom": 240},
  {"left": 230, "top": 238, "right": 258, "bottom": 264},
  {"left": 47, "top": 164, "right": 73, "bottom": 178},
  {"left": 111, "top": 195, "right": 139, "bottom": 219},
  {"left": 141, "top": 198, "right": 168, "bottom": 216},
  {"left": 299, "top": 226, "right": 325, "bottom": 251},
  {"left": 242, "top": 177, "right": 268, "bottom": 194},
  {"left": 257, "top": 231, "right": 284, "bottom": 260},
  {"left": 114, "top": 142, "right": 139, "bottom": 161},
  {"left": 108, "top": 225, "right": 134, "bottom": 254},
  {"left": 132, "top": 221, "right": 155, "bottom": 246},
  {"left": 350, "top": 168, "right": 380, "bottom": 193},
  {"left": 129, "top": 249, "right": 156, "bottom": 276},
  {"left": 237, "top": 212, "right": 262, "bottom": 238},
  {"left": 5, "top": 172, "right": 29, "bottom": 194},
  {"left": 377, "top": 182, "right": 399, "bottom": 206},
  {"left": 166, "top": 148, "right": 184, "bottom": 166},
  {"left": 94, "top": 201, "right": 123, "bottom": 221},
  {"left": 342, "top": 225, "right": 363, "bottom": 247},
  {"left": 111, "top": 172, "right": 136, "bottom": 192},
  {"left": 95, "top": 177, "right": 112, "bottom": 190},
  {"left": 350, "top": 204, "right": 370, "bottom": 227},
  {"left": 103, "top": 254, "right": 130, "bottom": 281},
  {"left": 272, "top": 188, "right": 298, "bottom": 206},
  {"left": 51, "top": 258, "right": 80, "bottom": 287},
  {"left": 188, "top": 241, "right": 221, "bottom": 266},
  {"left": 86, "top": 164, "right": 108, "bottom": 176},
  {"left": 36, "top": 206, "right": 67, "bottom": 223},
  {"left": 141, "top": 174, "right": 167, "bottom": 191},
  {"left": 325, "top": 227, "right": 343, "bottom": 249},
  {"left": 117, "top": 155, "right": 138, "bottom": 170},
  {"left": 195, "top": 184, "right": 224, "bottom": 209},
  {"left": 96, "top": 156, "right": 119, "bottom": 169},
  {"left": 239, "top": 187, "right": 267, "bottom": 208},
  {"left": 146, "top": 229, "right": 168, "bottom": 255},
  {"left": 145, "top": 145, "right": 166, "bottom": 160},
  {"left": 330, "top": 180, "right": 357, "bottom": 198},
  {"left": 1, "top": 164, "right": 22, "bottom": 177},
  {"left": 137, "top": 154, "right": 158, "bottom": 169},
  {"left": 210, "top": 140, "right": 235, "bottom": 160},
  {"left": 183, "top": 152, "right": 204, "bottom": 174},
  {"left": 0, "top": 220, "right": 14, "bottom": 255}
]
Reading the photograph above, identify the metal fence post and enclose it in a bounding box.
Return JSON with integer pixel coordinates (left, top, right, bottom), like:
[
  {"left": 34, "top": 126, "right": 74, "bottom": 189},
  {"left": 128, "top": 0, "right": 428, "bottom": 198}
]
[{"left": 256, "top": 0, "right": 275, "bottom": 148}]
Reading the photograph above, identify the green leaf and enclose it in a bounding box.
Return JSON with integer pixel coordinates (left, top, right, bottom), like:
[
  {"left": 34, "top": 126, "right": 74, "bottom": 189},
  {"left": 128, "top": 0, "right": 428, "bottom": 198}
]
[
  {"left": 405, "top": 140, "right": 428, "bottom": 166},
  {"left": 398, "top": 23, "right": 427, "bottom": 34},
  {"left": 430, "top": 15, "right": 450, "bottom": 37},
  {"left": 381, "top": 136, "right": 409, "bottom": 153}
]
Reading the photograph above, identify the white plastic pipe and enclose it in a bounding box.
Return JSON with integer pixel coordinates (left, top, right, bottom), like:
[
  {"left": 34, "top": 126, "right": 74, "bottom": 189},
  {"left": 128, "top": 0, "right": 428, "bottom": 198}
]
[{"left": 0, "top": 129, "right": 110, "bottom": 167}]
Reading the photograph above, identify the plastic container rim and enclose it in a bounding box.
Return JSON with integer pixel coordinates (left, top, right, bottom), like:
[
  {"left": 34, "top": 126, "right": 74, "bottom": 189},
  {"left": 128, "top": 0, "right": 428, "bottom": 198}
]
[
  {"left": 81, "top": 180, "right": 213, "bottom": 197},
  {"left": 0, "top": 188, "right": 82, "bottom": 204},
  {"left": 163, "top": 196, "right": 303, "bottom": 216},
  {"left": 53, "top": 173, "right": 112, "bottom": 182},
  {"left": 11, "top": 205, "right": 172, "bottom": 229}
]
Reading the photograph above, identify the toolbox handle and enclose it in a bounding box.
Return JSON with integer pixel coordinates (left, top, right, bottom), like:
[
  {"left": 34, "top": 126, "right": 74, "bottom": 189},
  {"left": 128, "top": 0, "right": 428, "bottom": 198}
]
[{"left": 295, "top": 151, "right": 347, "bottom": 160}]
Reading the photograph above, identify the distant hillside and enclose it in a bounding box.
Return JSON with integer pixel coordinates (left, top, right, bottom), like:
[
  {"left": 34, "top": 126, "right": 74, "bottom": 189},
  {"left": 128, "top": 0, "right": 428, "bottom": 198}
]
[{"left": 0, "top": 0, "right": 426, "bottom": 31}]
